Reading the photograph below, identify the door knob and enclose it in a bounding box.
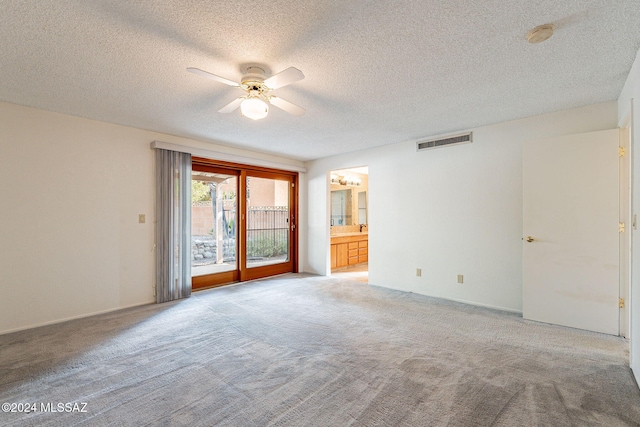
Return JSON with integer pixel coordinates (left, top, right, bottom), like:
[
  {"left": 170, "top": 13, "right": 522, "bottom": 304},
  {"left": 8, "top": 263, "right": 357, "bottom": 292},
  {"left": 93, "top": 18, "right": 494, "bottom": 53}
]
[{"left": 526, "top": 236, "right": 535, "bottom": 242}]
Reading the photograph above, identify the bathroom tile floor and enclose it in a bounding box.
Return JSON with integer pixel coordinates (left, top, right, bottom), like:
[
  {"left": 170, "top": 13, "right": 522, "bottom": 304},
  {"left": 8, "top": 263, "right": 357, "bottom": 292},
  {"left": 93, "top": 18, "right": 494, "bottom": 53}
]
[{"left": 331, "top": 263, "right": 368, "bottom": 283}]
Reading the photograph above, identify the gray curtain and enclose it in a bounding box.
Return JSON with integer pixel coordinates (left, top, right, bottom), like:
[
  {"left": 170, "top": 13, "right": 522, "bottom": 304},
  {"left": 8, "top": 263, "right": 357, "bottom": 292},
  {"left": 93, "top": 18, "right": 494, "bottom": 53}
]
[{"left": 155, "top": 149, "right": 192, "bottom": 303}]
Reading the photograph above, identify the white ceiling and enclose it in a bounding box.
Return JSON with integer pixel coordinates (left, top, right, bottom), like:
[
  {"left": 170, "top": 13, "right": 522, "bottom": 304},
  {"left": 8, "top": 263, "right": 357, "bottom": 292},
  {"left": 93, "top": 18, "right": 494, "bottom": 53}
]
[{"left": 1, "top": 1, "right": 639, "bottom": 161}]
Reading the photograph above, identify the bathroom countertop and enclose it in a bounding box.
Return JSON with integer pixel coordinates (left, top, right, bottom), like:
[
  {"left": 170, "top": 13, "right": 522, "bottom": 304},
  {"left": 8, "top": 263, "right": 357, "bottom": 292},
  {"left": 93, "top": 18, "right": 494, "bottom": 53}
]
[{"left": 330, "top": 232, "right": 368, "bottom": 239}]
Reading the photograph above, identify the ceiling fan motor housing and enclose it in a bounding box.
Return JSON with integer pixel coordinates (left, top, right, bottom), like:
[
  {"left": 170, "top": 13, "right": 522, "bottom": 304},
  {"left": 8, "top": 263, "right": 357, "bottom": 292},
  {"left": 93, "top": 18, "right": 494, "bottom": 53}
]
[
  {"left": 241, "top": 67, "right": 270, "bottom": 95},
  {"left": 242, "top": 66, "right": 266, "bottom": 84}
]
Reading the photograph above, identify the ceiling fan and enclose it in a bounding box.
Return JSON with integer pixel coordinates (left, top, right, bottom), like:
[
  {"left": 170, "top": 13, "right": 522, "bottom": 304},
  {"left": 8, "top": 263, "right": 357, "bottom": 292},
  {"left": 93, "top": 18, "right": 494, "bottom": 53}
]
[{"left": 187, "top": 65, "right": 305, "bottom": 120}]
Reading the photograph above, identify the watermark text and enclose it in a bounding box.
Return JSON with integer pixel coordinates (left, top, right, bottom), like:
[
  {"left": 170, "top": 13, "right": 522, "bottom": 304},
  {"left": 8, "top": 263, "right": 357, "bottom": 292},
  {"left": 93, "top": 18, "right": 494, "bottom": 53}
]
[{"left": 2, "top": 402, "right": 88, "bottom": 413}]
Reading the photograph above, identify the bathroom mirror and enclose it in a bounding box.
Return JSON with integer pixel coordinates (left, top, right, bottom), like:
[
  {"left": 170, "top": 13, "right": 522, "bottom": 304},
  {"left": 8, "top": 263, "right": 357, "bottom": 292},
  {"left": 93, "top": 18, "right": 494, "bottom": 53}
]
[
  {"left": 330, "top": 189, "right": 352, "bottom": 225},
  {"left": 358, "top": 191, "right": 367, "bottom": 225}
]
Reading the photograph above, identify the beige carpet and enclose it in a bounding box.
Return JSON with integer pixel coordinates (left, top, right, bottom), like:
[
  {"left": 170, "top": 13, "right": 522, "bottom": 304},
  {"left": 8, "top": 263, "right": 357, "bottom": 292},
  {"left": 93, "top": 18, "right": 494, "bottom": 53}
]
[{"left": 1, "top": 273, "right": 639, "bottom": 426}]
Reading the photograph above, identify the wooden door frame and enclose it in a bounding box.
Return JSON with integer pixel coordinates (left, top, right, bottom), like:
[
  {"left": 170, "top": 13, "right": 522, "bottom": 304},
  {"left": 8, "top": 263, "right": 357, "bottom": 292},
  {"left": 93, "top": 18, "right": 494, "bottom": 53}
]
[
  {"left": 240, "top": 169, "right": 298, "bottom": 281},
  {"left": 191, "top": 163, "right": 240, "bottom": 290},
  {"left": 620, "top": 115, "right": 632, "bottom": 338},
  {"left": 191, "top": 157, "right": 298, "bottom": 289}
]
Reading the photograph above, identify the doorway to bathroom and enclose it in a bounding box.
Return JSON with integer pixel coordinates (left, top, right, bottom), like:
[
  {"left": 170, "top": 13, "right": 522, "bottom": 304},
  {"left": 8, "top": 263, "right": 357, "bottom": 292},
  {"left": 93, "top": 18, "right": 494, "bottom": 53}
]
[{"left": 329, "top": 166, "right": 368, "bottom": 282}]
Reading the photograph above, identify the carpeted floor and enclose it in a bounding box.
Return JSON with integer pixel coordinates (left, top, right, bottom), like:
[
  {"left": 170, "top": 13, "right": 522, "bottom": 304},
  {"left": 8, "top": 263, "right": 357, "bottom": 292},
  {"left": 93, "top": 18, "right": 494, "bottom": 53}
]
[{"left": 1, "top": 273, "right": 639, "bottom": 426}]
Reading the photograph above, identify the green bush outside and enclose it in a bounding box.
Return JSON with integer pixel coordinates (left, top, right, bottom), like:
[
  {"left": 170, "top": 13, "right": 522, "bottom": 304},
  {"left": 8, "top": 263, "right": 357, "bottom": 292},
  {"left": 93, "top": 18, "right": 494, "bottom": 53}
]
[{"left": 247, "top": 231, "right": 288, "bottom": 258}]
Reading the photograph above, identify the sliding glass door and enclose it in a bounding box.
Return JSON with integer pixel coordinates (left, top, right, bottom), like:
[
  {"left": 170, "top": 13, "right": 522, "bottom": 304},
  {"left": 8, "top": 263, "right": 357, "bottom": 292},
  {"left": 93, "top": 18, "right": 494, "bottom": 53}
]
[
  {"left": 243, "top": 171, "right": 295, "bottom": 280},
  {"left": 191, "top": 167, "right": 240, "bottom": 288},
  {"left": 191, "top": 159, "right": 297, "bottom": 289}
]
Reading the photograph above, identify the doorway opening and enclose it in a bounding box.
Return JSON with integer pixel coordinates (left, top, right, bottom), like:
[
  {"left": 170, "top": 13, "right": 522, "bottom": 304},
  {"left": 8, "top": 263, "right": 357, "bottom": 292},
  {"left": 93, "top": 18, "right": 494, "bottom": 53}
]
[
  {"left": 191, "top": 157, "right": 298, "bottom": 290},
  {"left": 329, "top": 166, "right": 369, "bottom": 283}
]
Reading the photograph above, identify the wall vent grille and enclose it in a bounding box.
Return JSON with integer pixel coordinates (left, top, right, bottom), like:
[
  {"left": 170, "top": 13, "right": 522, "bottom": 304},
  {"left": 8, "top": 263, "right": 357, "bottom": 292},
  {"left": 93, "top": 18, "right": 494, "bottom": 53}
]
[{"left": 417, "top": 132, "right": 472, "bottom": 151}]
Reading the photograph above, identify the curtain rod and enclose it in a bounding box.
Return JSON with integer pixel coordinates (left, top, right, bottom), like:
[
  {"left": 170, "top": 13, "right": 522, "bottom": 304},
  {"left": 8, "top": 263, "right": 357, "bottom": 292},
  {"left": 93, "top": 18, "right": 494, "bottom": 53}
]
[{"left": 150, "top": 141, "right": 307, "bottom": 173}]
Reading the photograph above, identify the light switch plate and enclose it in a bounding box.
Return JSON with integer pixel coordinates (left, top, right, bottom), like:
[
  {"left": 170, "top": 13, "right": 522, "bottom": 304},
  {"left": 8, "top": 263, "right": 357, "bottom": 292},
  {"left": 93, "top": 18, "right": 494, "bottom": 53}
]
[{"left": 139, "top": 214, "right": 146, "bottom": 224}]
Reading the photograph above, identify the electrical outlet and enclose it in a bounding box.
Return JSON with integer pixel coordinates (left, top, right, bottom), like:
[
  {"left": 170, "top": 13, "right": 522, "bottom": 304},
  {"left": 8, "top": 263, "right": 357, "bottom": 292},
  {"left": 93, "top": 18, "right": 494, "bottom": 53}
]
[
  {"left": 416, "top": 268, "right": 422, "bottom": 277},
  {"left": 139, "top": 214, "right": 146, "bottom": 224},
  {"left": 457, "top": 274, "right": 464, "bottom": 284}
]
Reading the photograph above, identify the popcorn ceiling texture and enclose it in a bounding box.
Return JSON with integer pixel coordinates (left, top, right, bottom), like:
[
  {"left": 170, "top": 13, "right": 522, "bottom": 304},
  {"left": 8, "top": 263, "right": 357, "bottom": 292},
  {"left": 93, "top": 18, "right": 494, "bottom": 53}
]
[{"left": 0, "top": 1, "right": 639, "bottom": 160}]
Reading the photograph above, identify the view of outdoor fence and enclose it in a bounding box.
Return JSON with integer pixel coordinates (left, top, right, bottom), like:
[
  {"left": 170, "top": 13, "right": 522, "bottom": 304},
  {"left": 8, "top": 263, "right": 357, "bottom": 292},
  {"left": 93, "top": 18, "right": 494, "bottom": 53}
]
[
  {"left": 192, "top": 204, "right": 289, "bottom": 268},
  {"left": 247, "top": 206, "right": 289, "bottom": 261}
]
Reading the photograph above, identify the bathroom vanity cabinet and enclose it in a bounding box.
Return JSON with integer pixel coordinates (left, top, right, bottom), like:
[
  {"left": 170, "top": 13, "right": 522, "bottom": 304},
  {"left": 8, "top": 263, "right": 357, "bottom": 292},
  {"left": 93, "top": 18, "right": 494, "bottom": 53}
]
[{"left": 330, "top": 234, "right": 368, "bottom": 269}]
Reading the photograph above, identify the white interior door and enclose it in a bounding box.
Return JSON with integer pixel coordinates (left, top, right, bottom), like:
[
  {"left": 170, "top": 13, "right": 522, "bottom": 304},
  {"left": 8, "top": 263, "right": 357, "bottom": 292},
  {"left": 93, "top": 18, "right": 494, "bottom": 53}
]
[{"left": 523, "top": 129, "right": 620, "bottom": 335}]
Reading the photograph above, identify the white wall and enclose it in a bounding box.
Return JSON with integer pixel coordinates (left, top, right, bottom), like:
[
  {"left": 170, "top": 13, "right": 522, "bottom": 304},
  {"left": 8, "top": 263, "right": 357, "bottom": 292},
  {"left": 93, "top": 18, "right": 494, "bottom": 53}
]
[
  {"left": 305, "top": 102, "right": 618, "bottom": 313},
  {"left": 618, "top": 47, "right": 640, "bottom": 384},
  {"left": 0, "top": 96, "right": 626, "bottom": 334},
  {"left": 0, "top": 102, "right": 305, "bottom": 334}
]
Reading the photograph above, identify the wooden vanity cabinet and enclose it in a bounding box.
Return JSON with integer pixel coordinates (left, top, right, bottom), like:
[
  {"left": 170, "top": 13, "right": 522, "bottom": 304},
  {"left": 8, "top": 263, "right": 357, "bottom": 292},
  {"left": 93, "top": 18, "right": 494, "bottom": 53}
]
[
  {"left": 331, "top": 234, "right": 368, "bottom": 269},
  {"left": 357, "top": 240, "right": 368, "bottom": 263}
]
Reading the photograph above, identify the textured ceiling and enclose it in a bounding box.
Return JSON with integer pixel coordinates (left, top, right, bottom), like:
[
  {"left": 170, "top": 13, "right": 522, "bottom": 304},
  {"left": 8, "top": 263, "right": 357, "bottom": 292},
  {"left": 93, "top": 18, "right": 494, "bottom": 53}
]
[{"left": 1, "top": 1, "right": 639, "bottom": 161}]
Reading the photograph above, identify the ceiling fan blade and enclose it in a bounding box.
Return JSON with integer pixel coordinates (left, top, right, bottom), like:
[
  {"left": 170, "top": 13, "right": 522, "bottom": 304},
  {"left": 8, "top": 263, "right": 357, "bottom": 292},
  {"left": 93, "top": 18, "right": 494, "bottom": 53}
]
[
  {"left": 218, "top": 97, "right": 244, "bottom": 113},
  {"left": 187, "top": 67, "right": 239, "bottom": 87},
  {"left": 269, "top": 96, "right": 306, "bottom": 116},
  {"left": 263, "top": 67, "right": 305, "bottom": 89}
]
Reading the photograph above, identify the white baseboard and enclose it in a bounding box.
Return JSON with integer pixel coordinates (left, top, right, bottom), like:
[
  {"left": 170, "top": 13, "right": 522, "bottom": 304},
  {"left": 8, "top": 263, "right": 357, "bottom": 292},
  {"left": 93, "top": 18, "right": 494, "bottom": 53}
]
[
  {"left": 369, "top": 282, "right": 522, "bottom": 315},
  {"left": 0, "top": 300, "right": 155, "bottom": 335},
  {"left": 441, "top": 296, "right": 523, "bottom": 314}
]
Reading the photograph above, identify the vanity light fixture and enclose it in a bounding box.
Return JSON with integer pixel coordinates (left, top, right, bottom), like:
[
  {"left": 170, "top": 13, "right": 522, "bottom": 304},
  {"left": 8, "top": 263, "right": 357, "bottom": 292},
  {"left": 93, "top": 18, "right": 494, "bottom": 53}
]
[
  {"left": 338, "top": 175, "right": 362, "bottom": 186},
  {"left": 331, "top": 174, "right": 362, "bottom": 186},
  {"left": 346, "top": 176, "right": 361, "bottom": 186}
]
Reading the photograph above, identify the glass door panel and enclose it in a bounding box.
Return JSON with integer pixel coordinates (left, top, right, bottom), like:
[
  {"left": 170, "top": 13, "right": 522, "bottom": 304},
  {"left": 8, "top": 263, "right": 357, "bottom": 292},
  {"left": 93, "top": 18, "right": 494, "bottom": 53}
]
[
  {"left": 191, "top": 171, "right": 237, "bottom": 278},
  {"left": 190, "top": 156, "right": 297, "bottom": 287},
  {"left": 246, "top": 176, "right": 290, "bottom": 268}
]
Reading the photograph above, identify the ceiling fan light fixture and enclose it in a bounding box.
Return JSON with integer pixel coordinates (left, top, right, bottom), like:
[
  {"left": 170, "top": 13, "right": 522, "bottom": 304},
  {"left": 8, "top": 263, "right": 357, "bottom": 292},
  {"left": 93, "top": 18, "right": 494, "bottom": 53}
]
[
  {"left": 241, "top": 97, "right": 269, "bottom": 120},
  {"left": 188, "top": 65, "right": 304, "bottom": 119}
]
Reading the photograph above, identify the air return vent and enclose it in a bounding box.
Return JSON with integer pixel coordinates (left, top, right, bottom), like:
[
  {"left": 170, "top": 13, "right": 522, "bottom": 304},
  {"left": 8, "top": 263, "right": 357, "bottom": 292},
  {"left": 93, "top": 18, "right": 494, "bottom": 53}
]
[{"left": 416, "top": 132, "right": 472, "bottom": 151}]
